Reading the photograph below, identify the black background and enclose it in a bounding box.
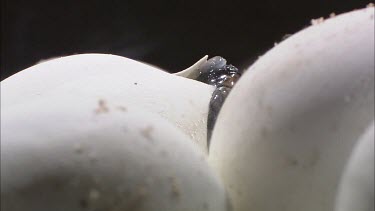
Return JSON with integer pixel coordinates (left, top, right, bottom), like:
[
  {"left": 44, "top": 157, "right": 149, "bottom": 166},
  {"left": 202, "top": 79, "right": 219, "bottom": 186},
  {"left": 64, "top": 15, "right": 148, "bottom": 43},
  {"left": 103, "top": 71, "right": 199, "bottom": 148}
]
[{"left": 1, "top": 0, "right": 371, "bottom": 80}]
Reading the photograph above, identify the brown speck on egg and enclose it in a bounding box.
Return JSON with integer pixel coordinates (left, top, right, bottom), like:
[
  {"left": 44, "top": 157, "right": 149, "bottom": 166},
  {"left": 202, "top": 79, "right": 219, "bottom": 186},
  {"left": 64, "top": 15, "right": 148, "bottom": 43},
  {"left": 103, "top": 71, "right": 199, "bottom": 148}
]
[
  {"left": 116, "top": 106, "right": 127, "bottom": 112},
  {"left": 140, "top": 126, "right": 154, "bottom": 141},
  {"left": 284, "top": 156, "right": 299, "bottom": 167},
  {"left": 94, "top": 99, "right": 109, "bottom": 114},
  {"left": 168, "top": 177, "right": 180, "bottom": 198},
  {"left": 311, "top": 17, "right": 324, "bottom": 25}
]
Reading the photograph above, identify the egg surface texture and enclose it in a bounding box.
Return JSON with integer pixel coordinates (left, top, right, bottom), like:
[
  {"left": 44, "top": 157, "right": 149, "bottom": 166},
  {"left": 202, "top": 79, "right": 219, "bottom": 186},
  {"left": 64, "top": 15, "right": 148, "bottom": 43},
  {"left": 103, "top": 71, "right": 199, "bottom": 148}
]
[
  {"left": 1, "top": 95, "right": 230, "bottom": 211},
  {"left": 1, "top": 54, "right": 214, "bottom": 152},
  {"left": 209, "top": 7, "right": 374, "bottom": 211},
  {"left": 335, "top": 122, "right": 374, "bottom": 211}
]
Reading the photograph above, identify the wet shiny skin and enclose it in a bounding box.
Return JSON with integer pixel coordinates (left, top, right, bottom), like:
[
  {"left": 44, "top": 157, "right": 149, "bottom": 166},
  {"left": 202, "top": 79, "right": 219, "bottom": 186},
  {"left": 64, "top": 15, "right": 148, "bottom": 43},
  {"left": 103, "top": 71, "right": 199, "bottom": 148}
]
[{"left": 195, "top": 56, "right": 242, "bottom": 148}]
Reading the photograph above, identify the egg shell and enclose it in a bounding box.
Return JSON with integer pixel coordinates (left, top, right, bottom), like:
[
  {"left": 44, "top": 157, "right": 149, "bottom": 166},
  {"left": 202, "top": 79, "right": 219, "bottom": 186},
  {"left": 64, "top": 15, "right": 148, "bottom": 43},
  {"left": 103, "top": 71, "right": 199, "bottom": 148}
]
[
  {"left": 209, "top": 7, "right": 374, "bottom": 211},
  {"left": 174, "top": 55, "right": 208, "bottom": 79},
  {"left": 0, "top": 95, "right": 230, "bottom": 211},
  {"left": 335, "top": 122, "right": 374, "bottom": 211},
  {"left": 1, "top": 54, "right": 214, "bottom": 152}
]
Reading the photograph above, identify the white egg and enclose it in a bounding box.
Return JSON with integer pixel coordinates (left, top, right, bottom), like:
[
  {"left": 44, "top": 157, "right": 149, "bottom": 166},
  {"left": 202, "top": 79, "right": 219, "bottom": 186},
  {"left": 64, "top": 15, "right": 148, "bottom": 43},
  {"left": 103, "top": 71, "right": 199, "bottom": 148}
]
[
  {"left": 0, "top": 95, "right": 230, "bottom": 211},
  {"left": 1, "top": 54, "right": 214, "bottom": 152},
  {"left": 209, "top": 7, "right": 374, "bottom": 211},
  {"left": 335, "top": 122, "right": 374, "bottom": 211}
]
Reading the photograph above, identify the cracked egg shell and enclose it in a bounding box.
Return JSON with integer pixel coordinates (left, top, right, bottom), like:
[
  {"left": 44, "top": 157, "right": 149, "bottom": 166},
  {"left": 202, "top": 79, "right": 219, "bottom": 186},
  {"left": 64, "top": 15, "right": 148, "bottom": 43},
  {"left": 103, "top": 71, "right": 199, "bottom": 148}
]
[
  {"left": 1, "top": 54, "right": 214, "bottom": 153},
  {"left": 0, "top": 95, "right": 230, "bottom": 211},
  {"left": 209, "top": 7, "right": 374, "bottom": 211},
  {"left": 335, "top": 122, "right": 374, "bottom": 211}
]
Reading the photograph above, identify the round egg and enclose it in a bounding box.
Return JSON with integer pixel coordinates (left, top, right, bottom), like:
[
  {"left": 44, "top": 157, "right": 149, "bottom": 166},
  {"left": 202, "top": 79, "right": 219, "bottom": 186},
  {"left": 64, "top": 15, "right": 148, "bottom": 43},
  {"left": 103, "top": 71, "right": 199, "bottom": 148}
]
[
  {"left": 335, "top": 122, "right": 374, "bottom": 211},
  {"left": 209, "top": 7, "right": 374, "bottom": 211},
  {"left": 1, "top": 94, "right": 230, "bottom": 211},
  {"left": 1, "top": 54, "right": 214, "bottom": 152}
]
